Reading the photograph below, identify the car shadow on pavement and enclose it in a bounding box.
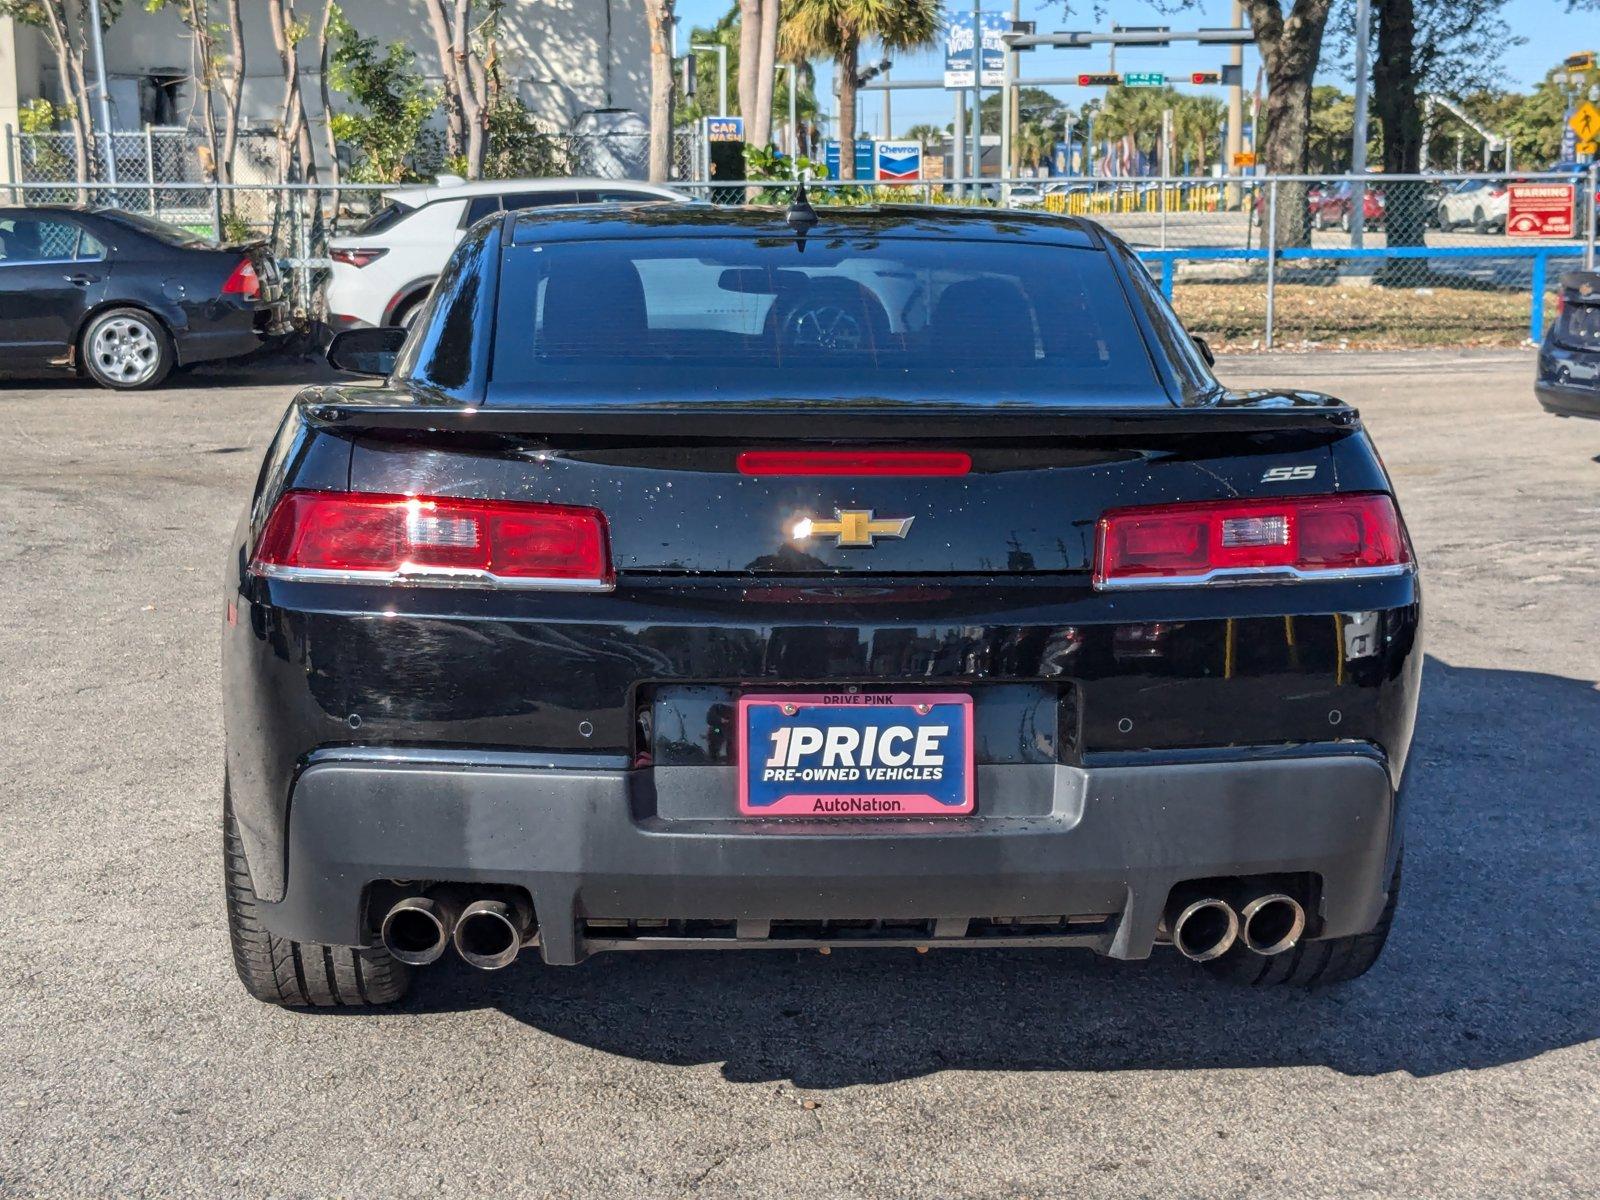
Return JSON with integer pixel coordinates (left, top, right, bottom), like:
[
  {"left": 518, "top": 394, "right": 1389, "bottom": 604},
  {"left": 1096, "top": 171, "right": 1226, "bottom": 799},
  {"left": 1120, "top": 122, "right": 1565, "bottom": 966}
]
[{"left": 400, "top": 654, "right": 1599, "bottom": 1086}]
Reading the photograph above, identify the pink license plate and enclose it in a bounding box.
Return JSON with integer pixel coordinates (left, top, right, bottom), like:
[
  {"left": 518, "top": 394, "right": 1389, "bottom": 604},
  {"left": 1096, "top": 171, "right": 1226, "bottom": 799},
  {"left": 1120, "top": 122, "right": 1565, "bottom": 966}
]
[{"left": 738, "top": 692, "right": 975, "bottom": 817}]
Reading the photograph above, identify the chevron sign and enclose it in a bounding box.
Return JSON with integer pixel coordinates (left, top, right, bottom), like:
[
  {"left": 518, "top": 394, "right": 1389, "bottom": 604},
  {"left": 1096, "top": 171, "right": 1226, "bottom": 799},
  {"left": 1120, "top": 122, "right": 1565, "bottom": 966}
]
[{"left": 876, "top": 140, "right": 923, "bottom": 182}]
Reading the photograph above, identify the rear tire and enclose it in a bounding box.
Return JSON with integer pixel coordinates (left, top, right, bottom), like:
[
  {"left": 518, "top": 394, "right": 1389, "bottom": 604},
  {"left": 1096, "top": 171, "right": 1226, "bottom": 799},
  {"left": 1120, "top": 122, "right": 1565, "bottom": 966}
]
[
  {"left": 80, "top": 307, "right": 173, "bottom": 390},
  {"left": 1202, "top": 854, "right": 1402, "bottom": 988},
  {"left": 224, "top": 784, "right": 410, "bottom": 1007}
]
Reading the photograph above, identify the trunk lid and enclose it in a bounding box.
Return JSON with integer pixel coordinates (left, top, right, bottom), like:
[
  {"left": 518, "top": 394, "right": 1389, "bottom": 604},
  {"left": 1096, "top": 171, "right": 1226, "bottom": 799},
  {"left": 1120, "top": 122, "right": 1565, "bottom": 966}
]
[{"left": 334, "top": 399, "right": 1358, "bottom": 578}]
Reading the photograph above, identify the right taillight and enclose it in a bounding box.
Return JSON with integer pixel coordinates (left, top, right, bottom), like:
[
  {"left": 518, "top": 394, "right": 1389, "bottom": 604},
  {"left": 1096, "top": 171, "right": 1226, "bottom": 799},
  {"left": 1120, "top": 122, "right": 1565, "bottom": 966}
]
[
  {"left": 331, "top": 247, "right": 388, "bottom": 268},
  {"left": 1094, "top": 493, "right": 1410, "bottom": 589},
  {"left": 222, "top": 256, "right": 260, "bottom": 299},
  {"left": 250, "top": 490, "right": 613, "bottom": 590}
]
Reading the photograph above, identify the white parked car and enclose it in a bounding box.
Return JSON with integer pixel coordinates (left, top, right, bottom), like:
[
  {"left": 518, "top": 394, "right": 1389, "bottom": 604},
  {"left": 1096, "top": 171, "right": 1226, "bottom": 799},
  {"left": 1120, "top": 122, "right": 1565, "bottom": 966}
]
[
  {"left": 1435, "top": 179, "right": 1509, "bottom": 233},
  {"left": 325, "top": 176, "right": 683, "bottom": 330}
]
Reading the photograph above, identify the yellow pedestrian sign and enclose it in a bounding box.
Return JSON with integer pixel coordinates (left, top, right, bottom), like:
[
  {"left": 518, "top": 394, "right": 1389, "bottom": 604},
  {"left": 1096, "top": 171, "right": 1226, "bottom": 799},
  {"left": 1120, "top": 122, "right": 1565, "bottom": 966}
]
[{"left": 1570, "top": 102, "right": 1600, "bottom": 144}]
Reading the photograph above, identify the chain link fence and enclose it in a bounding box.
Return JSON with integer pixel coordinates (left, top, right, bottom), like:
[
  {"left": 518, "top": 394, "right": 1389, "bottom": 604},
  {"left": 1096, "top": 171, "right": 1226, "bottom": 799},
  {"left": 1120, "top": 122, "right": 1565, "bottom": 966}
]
[
  {"left": 715, "top": 171, "right": 1599, "bottom": 351},
  {"left": 4, "top": 147, "right": 1595, "bottom": 348}
]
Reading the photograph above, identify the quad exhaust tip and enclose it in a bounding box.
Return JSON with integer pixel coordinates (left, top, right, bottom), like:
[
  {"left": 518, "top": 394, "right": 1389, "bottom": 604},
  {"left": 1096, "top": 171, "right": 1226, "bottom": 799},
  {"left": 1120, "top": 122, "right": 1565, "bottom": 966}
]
[
  {"left": 453, "top": 898, "right": 531, "bottom": 970},
  {"left": 1170, "top": 897, "right": 1239, "bottom": 962},
  {"left": 1239, "top": 894, "right": 1306, "bottom": 957},
  {"left": 380, "top": 895, "right": 458, "bottom": 966}
]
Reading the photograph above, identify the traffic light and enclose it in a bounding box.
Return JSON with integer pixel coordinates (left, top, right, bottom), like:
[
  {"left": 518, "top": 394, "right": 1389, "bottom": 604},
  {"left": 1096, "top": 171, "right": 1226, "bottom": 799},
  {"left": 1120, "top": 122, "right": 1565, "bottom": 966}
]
[
  {"left": 1191, "top": 71, "right": 1221, "bottom": 85},
  {"left": 1564, "top": 51, "right": 1595, "bottom": 70},
  {"left": 1077, "top": 73, "right": 1121, "bottom": 86}
]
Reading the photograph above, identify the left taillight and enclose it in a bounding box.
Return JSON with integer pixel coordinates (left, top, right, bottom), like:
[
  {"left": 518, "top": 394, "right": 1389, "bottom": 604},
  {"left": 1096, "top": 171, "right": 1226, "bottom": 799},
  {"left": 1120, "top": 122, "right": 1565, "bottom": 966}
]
[
  {"left": 250, "top": 491, "right": 613, "bottom": 590},
  {"left": 222, "top": 256, "right": 260, "bottom": 300},
  {"left": 1093, "top": 493, "right": 1411, "bottom": 589},
  {"left": 331, "top": 247, "right": 388, "bottom": 268}
]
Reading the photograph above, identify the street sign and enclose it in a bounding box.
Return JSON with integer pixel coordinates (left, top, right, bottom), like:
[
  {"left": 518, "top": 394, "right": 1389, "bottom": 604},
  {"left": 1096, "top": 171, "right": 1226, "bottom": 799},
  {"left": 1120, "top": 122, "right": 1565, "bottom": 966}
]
[
  {"left": 875, "top": 140, "right": 922, "bottom": 182},
  {"left": 944, "top": 12, "right": 1006, "bottom": 88},
  {"left": 1579, "top": 140, "right": 1598, "bottom": 157},
  {"left": 1124, "top": 72, "right": 1166, "bottom": 87},
  {"left": 1076, "top": 73, "right": 1121, "bottom": 86},
  {"left": 1232, "top": 151, "right": 1257, "bottom": 168},
  {"left": 1507, "top": 183, "right": 1575, "bottom": 238},
  {"left": 705, "top": 116, "right": 744, "bottom": 143},
  {"left": 1569, "top": 101, "right": 1600, "bottom": 144},
  {"left": 824, "top": 140, "right": 875, "bottom": 178}
]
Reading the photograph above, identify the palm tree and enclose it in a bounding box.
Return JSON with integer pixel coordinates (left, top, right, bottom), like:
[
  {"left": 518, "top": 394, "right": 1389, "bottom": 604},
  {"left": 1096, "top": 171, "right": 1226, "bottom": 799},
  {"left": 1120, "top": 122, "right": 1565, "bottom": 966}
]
[
  {"left": 1095, "top": 86, "right": 1175, "bottom": 165},
  {"left": 1014, "top": 120, "right": 1054, "bottom": 170},
  {"left": 643, "top": 0, "right": 677, "bottom": 181},
  {"left": 1172, "top": 95, "right": 1225, "bottom": 174},
  {"left": 905, "top": 122, "right": 944, "bottom": 150},
  {"left": 780, "top": 0, "right": 940, "bottom": 180}
]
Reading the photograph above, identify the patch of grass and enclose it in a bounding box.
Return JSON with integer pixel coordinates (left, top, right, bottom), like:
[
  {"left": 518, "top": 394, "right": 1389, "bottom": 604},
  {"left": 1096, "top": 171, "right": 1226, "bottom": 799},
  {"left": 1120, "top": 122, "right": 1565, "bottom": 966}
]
[{"left": 1174, "top": 281, "right": 1548, "bottom": 351}]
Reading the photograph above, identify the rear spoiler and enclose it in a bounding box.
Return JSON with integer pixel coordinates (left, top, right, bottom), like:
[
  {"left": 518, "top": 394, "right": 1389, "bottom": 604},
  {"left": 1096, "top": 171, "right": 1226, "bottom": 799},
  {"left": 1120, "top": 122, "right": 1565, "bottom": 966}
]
[{"left": 302, "top": 398, "right": 1360, "bottom": 440}]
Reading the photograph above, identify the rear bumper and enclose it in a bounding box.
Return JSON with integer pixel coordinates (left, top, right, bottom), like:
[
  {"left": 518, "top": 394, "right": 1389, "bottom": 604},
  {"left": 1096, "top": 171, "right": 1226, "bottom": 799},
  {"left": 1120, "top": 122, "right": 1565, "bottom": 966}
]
[
  {"left": 256, "top": 746, "right": 1400, "bottom": 964},
  {"left": 176, "top": 299, "right": 291, "bottom": 365}
]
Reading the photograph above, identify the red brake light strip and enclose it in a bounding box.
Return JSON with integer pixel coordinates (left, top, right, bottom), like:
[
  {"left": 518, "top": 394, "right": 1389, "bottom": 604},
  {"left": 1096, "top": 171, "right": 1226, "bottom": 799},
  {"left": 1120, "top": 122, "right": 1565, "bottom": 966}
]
[{"left": 737, "top": 450, "right": 971, "bottom": 477}]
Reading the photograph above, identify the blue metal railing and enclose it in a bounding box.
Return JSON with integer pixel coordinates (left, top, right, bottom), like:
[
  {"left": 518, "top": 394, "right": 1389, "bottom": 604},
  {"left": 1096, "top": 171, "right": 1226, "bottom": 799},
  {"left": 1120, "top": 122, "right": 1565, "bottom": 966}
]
[{"left": 1138, "top": 243, "right": 1590, "bottom": 344}]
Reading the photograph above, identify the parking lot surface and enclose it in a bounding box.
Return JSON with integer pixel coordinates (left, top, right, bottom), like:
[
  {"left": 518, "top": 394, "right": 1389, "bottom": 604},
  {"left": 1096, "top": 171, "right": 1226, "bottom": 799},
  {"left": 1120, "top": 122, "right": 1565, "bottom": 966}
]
[{"left": 2, "top": 351, "right": 1597, "bottom": 1199}]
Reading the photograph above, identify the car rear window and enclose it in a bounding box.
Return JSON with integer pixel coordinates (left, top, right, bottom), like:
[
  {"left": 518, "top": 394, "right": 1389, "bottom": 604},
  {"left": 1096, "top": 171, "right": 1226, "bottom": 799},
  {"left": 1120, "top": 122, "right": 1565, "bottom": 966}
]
[
  {"left": 99, "top": 209, "right": 216, "bottom": 247},
  {"left": 352, "top": 201, "right": 414, "bottom": 235},
  {"left": 490, "top": 236, "right": 1162, "bottom": 405}
]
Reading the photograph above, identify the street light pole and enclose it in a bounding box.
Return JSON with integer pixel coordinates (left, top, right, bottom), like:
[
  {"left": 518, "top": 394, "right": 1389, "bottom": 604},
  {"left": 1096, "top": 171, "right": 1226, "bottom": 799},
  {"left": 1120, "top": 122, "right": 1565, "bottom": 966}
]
[
  {"left": 1350, "top": 0, "right": 1372, "bottom": 250},
  {"left": 1225, "top": 0, "right": 1243, "bottom": 208},
  {"left": 85, "top": 0, "right": 118, "bottom": 190},
  {"left": 692, "top": 42, "right": 729, "bottom": 115}
]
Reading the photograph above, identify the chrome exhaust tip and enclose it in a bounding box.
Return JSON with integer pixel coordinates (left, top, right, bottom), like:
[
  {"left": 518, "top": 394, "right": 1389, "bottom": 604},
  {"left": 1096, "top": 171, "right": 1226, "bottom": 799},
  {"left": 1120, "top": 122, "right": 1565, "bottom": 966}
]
[
  {"left": 1170, "top": 897, "right": 1240, "bottom": 963},
  {"left": 380, "top": 895, "right": 458, "bottom": 966},
  {"left": 452, "top": 899, "right": 530, "bottom": 970},
  {"left": 1239, "top": 894, "right": 1306, "bottom": 957}
]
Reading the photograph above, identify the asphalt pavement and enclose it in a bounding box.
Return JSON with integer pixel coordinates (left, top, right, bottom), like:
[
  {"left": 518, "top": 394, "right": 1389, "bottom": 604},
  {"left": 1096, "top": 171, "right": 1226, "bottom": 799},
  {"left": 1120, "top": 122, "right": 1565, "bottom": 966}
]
[{"left": 1, "top": 350, "right": 1597, "bottom": 1198}]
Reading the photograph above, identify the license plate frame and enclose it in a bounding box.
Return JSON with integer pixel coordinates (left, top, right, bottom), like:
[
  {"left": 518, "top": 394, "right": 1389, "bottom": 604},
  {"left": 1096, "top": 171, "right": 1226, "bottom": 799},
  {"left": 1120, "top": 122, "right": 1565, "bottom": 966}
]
[{"left": 737, "top": 691, "right": 975, "bottom": 817}]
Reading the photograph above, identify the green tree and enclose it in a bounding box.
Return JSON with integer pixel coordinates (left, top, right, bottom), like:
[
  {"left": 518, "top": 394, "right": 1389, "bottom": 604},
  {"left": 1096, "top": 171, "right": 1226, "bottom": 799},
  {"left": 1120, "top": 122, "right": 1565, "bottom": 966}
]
[
  {"left": 979, "top": 85, "right": 1068, "bottom": 136},
  {"left": 1095, "top": 85, "right": 1177, "bottom": 160},
  {"left": 904, "top": 122, "right": 944, "bottom": 148},
  {"left": 1172, "top": 95, "right": 1225, "bottom": 174},
  {"left": 0, "top": 1, "right": 122, "bottom": 183},
  {"left": 327, "top": 7, "right": 440, "bottom": 183},
  {"left": 779, "top": 0, "right": 940, "bottom": 180}
]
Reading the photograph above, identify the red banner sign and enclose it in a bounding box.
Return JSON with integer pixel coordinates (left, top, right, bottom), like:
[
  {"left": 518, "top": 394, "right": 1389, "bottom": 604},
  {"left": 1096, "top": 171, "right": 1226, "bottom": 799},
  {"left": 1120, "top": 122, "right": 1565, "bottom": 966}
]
[{"left": 1507, "top": 183, "right": 1575, "bottom": 238}]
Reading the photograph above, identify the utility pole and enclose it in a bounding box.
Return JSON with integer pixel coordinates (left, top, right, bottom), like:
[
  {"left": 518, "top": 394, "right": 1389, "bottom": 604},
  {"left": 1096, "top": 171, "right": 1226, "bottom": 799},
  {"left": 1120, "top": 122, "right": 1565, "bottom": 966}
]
[
  {"left": 953, "top": 91, "right": 966, "bottom": 197},
  {"left": 1350, "top": 0, "right": 1371, "bottom": 249},
  {"left": 86, "top": 0, "right": 118, "bottom": 189},
  {"left": 970, "top": 0, "right": 983, "bottom": 185},
  {"left": 1000, "top": 0, "right": 1019, "bottom": 199},
  {"left": 1064, "top": 113, "right": 1076, "bottom": 176},
  {"left": 1225, "top": 0, "right": 1243, "bottom": 208},
  {"left": 883, "top": 69, "right": 891, "bottom": 139}
]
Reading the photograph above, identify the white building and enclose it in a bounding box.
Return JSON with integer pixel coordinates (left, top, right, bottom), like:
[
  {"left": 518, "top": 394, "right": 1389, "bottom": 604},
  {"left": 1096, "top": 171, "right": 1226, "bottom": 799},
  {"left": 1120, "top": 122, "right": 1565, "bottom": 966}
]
[{"left": 0, "top": 1, "right": 648, "bottom": 180}]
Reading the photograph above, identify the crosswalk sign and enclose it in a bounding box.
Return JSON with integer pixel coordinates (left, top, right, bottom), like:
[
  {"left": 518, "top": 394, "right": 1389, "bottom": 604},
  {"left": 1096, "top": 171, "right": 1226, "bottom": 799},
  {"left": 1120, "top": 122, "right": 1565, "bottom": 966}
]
[{"left": 1569, "top": 102, "right": 1600, "bottom": 144}]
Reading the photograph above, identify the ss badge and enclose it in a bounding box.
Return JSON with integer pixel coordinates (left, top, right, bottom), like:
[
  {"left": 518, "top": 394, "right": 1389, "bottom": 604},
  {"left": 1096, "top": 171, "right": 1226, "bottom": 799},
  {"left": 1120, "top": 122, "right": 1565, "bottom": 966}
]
[{"left": 1261, "top": 465, "right": 1318, "bottom": 483}]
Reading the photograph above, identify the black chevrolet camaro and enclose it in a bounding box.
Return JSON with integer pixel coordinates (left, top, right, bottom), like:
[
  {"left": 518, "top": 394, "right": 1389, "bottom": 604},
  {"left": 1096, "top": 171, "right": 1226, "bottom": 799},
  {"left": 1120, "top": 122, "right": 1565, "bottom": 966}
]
[{"left": 222, "top": 200, "right": 1421, "bottom": 1007}]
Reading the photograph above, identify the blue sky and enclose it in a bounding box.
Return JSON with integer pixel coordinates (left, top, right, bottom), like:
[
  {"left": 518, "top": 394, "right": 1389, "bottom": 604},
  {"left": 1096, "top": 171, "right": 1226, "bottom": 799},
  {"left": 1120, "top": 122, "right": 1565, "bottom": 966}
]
[{"left": 675, "top": 0, "right": 1591, "bottom": 137}]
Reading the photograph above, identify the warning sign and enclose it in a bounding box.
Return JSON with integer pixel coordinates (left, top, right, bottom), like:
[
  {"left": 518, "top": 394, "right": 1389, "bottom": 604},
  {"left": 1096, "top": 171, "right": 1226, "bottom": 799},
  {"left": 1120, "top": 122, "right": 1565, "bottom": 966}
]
[
  {"left": 1569, "top": 101, "right": 1600, "bottom": 144},
  {"left": 1506, "top": 183, "right": 1575, "bottom": 238}
]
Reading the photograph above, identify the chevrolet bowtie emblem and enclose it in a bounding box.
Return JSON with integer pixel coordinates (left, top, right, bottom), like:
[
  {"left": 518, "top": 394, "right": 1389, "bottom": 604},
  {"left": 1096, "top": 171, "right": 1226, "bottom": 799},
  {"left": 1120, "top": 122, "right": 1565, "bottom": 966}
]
[{"left": 791, "top": 509, "right": 914, "bottom": 548}]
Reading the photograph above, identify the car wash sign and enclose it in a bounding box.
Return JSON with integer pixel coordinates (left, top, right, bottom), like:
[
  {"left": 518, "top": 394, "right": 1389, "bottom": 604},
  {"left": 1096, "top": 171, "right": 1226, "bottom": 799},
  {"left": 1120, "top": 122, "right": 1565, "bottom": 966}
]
[
  {"left": 1507, "top": 182, "right": 1575, "bottom": 238},
  {"left": 944, "top": 12, "right": 1006, "bottom": 88},
  {"left": 875, "top": 140, "right": 922, "bottom": 182}
]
